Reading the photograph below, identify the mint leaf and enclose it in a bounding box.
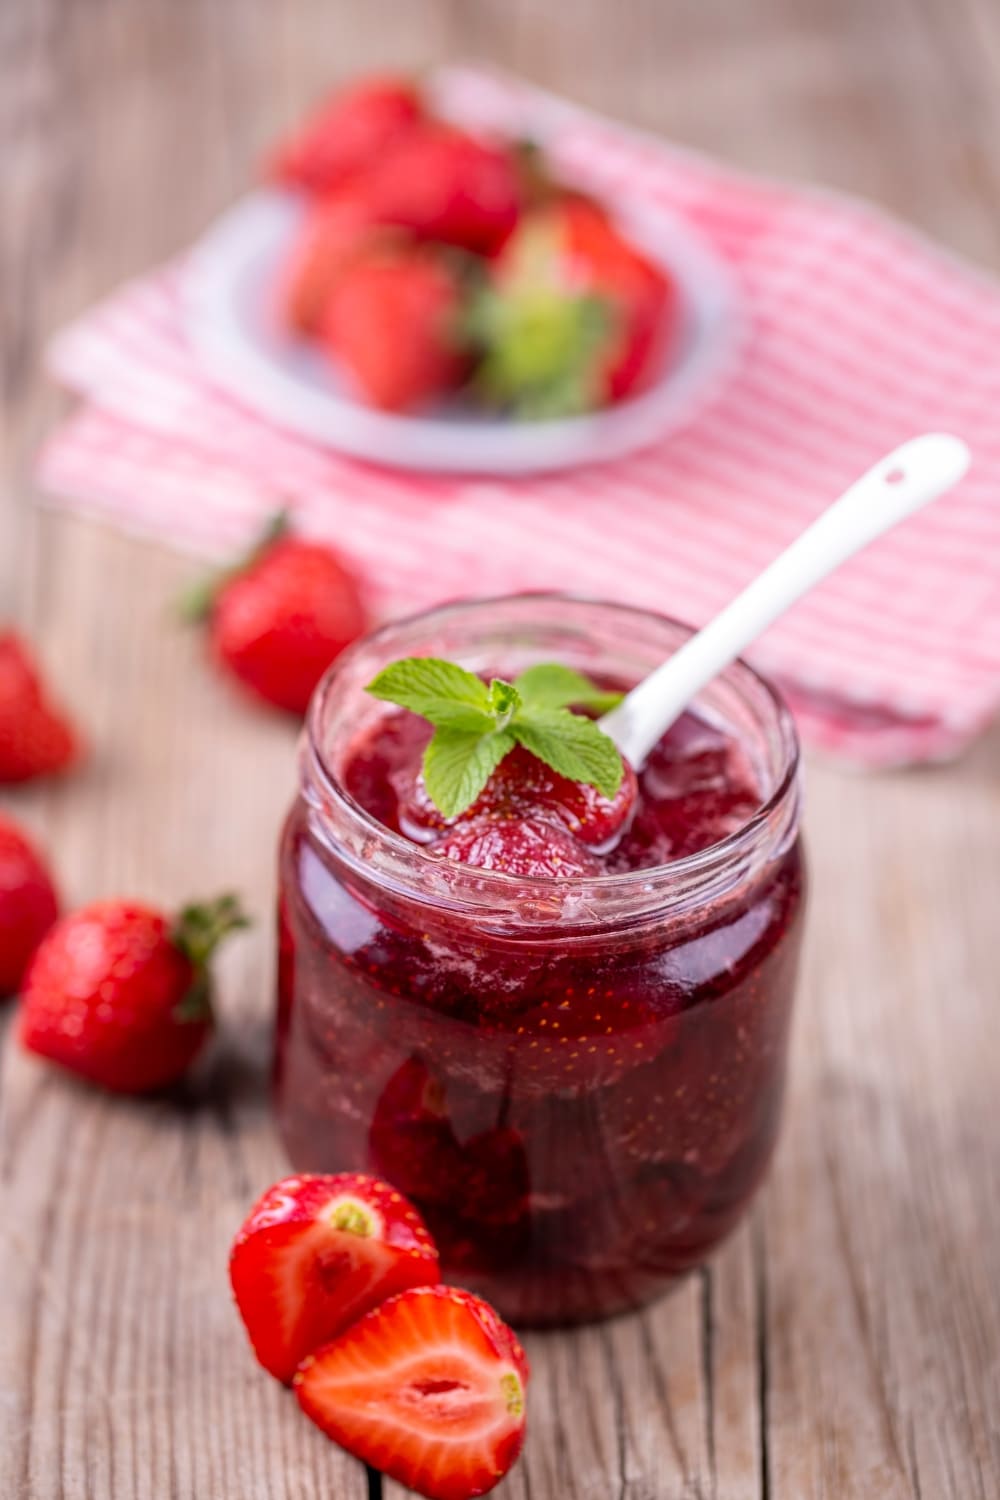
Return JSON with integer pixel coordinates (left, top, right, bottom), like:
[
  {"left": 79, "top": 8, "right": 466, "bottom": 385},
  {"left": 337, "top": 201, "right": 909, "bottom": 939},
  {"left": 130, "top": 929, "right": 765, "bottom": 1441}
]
[
  {"left": 367, "top": 658, "right": 494, "bottom": 732},
  {"left": 511, "top": 710, "right": 624, "bottom": 800},
  {"left": 514, "top": 663, "right": 624, "bottom": 716},
  {"left": 423, "top": 727, "right": 517, "bottom": 819}
]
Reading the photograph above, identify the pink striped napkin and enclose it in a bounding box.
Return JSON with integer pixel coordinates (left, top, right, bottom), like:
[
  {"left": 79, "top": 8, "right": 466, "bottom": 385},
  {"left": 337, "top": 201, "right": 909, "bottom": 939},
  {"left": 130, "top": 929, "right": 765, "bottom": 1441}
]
[{"left": 38, "top": 66, "right": 1000, "bottom": 766}]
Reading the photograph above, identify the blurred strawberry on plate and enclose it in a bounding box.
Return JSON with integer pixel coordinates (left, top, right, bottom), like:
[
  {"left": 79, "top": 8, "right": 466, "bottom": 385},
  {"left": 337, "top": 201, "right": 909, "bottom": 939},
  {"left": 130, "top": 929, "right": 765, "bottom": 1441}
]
[
  {"left": 267, "top": 75, "right": 423, "bottom": 195},
  {"left": 471, "top": 197, "right": 679, "bottom": 417},
  {"left": 362, "top": 122, "right": 522, "bottom": 255},
  {"left": 319, "top": 244, "right": 471, "bottom": 412},
  {"left": 280, "top": 190, "right": 382, "bottom": 336}
]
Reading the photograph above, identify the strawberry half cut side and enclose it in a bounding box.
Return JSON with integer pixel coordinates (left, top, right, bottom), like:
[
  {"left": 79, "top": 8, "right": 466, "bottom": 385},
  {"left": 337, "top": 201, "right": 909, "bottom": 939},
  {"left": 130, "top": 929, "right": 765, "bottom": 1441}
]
[
  {"left": 230, "top": 1173, "right": 440, "bottom": 1383},
  {"left": 295, "top": 1284, "right": 529, "bottom": 1500}
]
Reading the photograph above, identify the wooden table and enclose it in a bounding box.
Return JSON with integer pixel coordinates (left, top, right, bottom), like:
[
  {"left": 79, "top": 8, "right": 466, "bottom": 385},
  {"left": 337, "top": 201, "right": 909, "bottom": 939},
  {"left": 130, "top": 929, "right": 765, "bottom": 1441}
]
[{"left": 2, "top": 2, "right": 999, "bottom": 1496}]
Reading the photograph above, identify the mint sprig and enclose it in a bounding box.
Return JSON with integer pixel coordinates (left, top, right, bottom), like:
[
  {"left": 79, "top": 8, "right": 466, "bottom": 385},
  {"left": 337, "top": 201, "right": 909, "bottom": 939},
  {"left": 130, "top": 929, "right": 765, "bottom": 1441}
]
[{"left": 366, "top": 658, "right": 625, "bottom": 819}]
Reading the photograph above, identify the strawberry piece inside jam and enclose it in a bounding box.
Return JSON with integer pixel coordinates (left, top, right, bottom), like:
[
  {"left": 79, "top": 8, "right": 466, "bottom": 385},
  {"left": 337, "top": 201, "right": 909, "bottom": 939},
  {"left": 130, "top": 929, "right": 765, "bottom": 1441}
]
[
  {"left": 367, "top": 703, "right": 758, "bottom": 874},
  {"left": 433, "top": 814, "right": 604, "bottom": 878},
  {"left": 393, "top": 742, "right": 638, "bottom": 852}
]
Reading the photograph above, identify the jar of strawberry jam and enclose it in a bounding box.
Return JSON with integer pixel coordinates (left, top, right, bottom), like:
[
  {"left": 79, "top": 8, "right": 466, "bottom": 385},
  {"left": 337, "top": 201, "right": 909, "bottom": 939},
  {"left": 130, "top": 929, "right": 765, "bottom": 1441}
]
[{"left": 275, "top": 596, "right": 806, "bottom": 1326}]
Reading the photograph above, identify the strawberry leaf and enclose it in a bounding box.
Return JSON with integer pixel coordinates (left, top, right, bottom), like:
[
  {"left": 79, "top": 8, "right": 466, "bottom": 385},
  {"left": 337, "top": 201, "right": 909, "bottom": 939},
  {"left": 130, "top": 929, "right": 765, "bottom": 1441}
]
[
  {"left": 423, "top": 727, "right": 517, "bottom": 820},
  {"left": 173, "top": 893, "right": 250, "bottom": 967}
]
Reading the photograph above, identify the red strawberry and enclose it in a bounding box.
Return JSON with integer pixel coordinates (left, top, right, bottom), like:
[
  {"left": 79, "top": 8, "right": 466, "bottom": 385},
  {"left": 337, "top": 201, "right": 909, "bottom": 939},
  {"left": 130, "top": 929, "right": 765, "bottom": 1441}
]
[
  {"left": 396, "top": 742, "right": 637, "bottom": 849},
  {"left": 0, "top": 631, "right": 80, "bottom": 783},
  {"left": 320, "top": 246, "right": 468, "bottom": 412},
  {"left": 184, "top": 516, "right": 367, "bottom": 715},
  {"left": 0, "top": 815, "right": 59, "bottom": 995},
  {"left": 368, "top": 1057, "right": 468, "bottom": 1206},
  {"left": 295, "top": 1284, "right": 529, "bottom": 1500},
  {"left": 433, "top": 814, "right": 602, "bottom": 878},
  {"left": 474, "top": 199, "right": 678, "bottom": 416},
  {"left": 268, "top": 75, "right": 423, "bottom": 195},
  {"left": 508, "top": 966, "right": 680, "bottom": 1094},
  {"left": 19, "top": 894, "right": 246, "bottom": 1092},
  {"left": 612, "top": 712, "right": 761, "bottom": 867},
  {"left": 563, "top": 200, "right": 676, "bottom": 400},
  {"left": 230, "top": 1172, "right": 440, "bottom": 1384},
  {"left": 280, "top": 192, "right": 381, "bottom": 335},
  {"left": 460, "top": 1127, "right": 529, "bottom": 1227},
  {"left": 366, "top": 124, "right": 521, "bottom": 254}
]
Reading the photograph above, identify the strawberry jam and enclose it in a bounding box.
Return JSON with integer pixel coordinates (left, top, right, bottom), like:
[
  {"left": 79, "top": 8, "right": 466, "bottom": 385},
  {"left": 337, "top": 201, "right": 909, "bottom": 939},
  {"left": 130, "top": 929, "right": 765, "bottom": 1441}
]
[{"left": 274, "top": 598, "right": 806, "bottom": 1326}]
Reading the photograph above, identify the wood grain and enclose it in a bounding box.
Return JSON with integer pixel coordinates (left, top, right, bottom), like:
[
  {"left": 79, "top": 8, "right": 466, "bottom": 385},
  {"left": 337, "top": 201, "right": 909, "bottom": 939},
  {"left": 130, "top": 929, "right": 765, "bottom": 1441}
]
[{"left": 2, "top": 1, "right": 999, "bottom": 1497}]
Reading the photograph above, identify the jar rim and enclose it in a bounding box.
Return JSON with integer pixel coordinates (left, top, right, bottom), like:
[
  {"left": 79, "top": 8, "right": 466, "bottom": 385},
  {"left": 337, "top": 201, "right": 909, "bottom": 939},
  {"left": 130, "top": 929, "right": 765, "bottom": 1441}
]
[{"left": 302, "top": 593, "right": 802, "bottom": 928}]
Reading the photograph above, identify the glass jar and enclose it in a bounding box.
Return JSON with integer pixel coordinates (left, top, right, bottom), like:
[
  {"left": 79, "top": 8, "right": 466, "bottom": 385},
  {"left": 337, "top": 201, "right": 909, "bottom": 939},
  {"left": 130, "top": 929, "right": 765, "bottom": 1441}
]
[{"left": 274, "top": 596, "right": 806, "bottom": 1327}]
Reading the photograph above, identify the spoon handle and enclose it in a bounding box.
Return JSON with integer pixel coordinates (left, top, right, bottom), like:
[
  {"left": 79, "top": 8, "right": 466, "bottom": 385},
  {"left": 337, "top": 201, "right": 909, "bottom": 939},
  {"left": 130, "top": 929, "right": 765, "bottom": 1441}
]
[{"left": 600, "top": 433, "right": 971, "bottom": 767}]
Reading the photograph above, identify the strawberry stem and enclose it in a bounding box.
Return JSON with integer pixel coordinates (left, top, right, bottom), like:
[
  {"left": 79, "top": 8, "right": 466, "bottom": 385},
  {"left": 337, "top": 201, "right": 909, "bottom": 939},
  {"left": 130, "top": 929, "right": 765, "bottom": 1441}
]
[{"left": 177, "top": 511, "right": 291, "bottom": 623}]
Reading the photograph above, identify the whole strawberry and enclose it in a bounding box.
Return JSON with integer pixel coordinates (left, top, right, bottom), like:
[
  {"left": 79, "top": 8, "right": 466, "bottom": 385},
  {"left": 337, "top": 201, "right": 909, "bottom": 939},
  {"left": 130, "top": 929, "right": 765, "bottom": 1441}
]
[
  {"left": 184, "top": 517, "right": 367, "bottom": 715},
  {"left": 19, "top": 894, "right": 247, "bottom": 1092},
  {"left": 267, "top": 75, "right": 423, "bottom": 196},
  {"left": 320, "top": 246, "right": 469, "bottom": 412},
  {"left": 365, "top": 123, "right": 521, "bottom": 255},
  {"left": 473, "top": 198, "right": 678, "bottom": 416},
  {"left": 280, "top": 191, "right": 381, "bottom": 336},
  {"left": 0, "top": 814, "right": 59, "bottom": 995},
  {"left": 0, "top": 631, "right": 81, "bottom": 783}
]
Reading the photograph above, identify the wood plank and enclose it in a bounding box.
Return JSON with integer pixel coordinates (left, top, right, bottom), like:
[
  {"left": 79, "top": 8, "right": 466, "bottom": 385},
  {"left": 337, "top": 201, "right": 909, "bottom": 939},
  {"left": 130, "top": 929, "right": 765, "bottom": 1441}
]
[
  {"left": 760, "top": 727, "right": 1000, "bottom": 1500},
  {"left": 0, "top": 523, "right": 367, "bottom": 1499},
  {"left": 3, "top": 0, "right": 1000, "bottom": 1495}
]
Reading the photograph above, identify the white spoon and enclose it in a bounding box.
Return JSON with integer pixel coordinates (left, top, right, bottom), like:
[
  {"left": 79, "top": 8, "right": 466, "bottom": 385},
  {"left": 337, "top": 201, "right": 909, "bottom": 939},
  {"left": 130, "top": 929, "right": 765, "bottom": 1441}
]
[{"left": 599, "top": 433, "right": 971, "bottom": 767}]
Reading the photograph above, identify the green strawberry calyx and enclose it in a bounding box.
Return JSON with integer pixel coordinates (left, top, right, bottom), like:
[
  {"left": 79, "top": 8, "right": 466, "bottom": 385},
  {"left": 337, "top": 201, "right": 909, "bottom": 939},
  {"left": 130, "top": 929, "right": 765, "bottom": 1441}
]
[
  {"left": 467, "top": 217, "right": 616, "bottom": 419},
  {"left": 172, "top": 893, "right": 250, "bottom": 1023},
  {"left": 178, "top": 512, "right": 290, "bottom": 623}
]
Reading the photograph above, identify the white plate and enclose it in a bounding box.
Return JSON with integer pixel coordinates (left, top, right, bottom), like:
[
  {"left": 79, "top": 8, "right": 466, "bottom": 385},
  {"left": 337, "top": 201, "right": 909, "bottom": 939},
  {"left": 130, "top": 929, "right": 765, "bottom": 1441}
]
[{"left": 180, "top": 187, "right": 742, "bottom": 475}]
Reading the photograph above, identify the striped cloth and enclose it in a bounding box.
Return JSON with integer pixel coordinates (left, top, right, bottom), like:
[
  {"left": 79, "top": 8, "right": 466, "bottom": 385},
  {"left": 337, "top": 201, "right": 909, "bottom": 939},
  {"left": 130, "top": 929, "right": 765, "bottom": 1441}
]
[{"left": 38, "top": 67, "right": 1000, "bottom": 765}]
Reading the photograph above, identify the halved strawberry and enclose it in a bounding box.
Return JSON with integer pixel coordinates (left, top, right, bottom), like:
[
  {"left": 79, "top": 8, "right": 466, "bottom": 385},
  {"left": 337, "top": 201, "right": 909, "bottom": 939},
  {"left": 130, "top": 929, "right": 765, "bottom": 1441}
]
[
  {"left": 295, "top": 1284, "right": 529, "bottom": 1500},
  {"left": 229, "top": 1172, "right": 440, "bottom": 1384}
]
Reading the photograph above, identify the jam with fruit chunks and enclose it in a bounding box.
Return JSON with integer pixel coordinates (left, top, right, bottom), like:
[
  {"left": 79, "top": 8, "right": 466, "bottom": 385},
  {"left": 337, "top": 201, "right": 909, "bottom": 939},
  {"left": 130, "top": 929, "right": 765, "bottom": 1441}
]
[{"left": 275, "top": 597, "right": 805, "bottom": 1326}]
